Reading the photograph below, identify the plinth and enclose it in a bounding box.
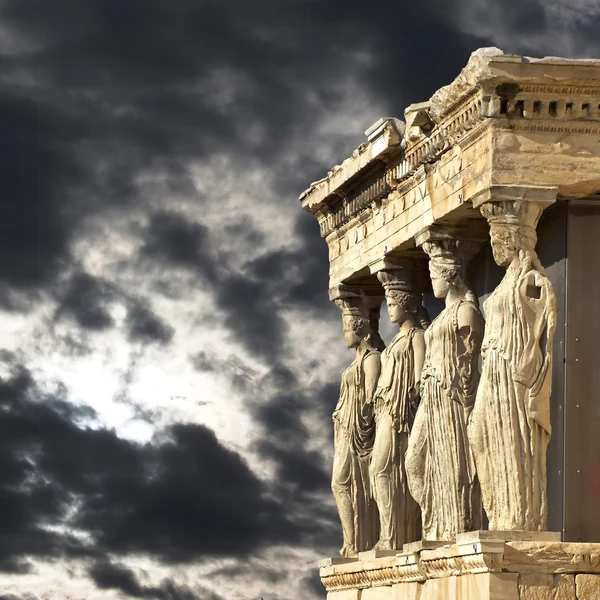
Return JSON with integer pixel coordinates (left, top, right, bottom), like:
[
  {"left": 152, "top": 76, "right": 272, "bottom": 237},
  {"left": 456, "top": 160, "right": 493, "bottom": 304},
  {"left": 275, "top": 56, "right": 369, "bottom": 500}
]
[{"left": 319, "top": 533, "right": 600, "bottom": 599}]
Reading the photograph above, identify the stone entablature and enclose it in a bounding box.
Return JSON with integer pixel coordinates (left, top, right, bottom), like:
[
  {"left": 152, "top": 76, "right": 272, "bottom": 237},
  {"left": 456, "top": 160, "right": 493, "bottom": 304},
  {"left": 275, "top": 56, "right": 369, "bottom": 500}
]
[{"left": 300, "top": 48, "right": 600, "bottom": 291}]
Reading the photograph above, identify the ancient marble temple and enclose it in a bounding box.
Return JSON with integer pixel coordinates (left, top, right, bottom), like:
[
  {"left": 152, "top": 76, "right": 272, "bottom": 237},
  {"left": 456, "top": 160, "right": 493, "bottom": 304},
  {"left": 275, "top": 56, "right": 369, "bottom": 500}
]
[{"left": 300, "top": 49, "right": 600, "bottom": 599}]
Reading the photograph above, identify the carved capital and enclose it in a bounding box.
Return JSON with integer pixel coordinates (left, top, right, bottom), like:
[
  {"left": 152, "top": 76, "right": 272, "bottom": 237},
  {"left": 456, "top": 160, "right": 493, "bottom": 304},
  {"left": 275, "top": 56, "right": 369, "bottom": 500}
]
[
  {"left": 474, "top": 185, "right": 558, "bottom": 267},
  {"left": 471, "top": 184, "right": 557, "bottom": 209},
  {"left": 369, "top": 256, "right": 429, "bottom": 295},
  {"left": 415, "top": 224, "right": 486, "bottom": 276},
  {"left": 415, "top": 222, "right": 488, "bottom": 248}
]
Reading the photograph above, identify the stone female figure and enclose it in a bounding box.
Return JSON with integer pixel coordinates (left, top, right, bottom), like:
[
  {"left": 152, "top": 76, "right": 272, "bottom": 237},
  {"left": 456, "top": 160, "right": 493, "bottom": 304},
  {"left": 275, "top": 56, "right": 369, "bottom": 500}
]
[
  {"left": 469, "top": 202, "right": 557, "bottom": 531},
  {"left": 371, "top": 272, "right": 427, "bottom": 550},
  {"left": 406, "top": 238, "right": 483, "bottom": 540},
  {"left": 331, "top": 296, "right": 381, "bottom": 557}
]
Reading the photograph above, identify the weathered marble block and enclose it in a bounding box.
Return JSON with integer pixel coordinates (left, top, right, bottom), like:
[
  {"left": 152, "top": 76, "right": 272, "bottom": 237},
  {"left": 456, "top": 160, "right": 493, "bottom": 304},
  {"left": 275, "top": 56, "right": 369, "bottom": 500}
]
[{"left": 319, "top": 537, "right": 600, "bottom": 599}]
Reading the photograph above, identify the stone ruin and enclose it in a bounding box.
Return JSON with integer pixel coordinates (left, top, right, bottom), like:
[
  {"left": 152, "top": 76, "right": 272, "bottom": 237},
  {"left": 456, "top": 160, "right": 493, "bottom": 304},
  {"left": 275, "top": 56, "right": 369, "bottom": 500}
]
[{"left": 300, "top": 48, "right": 600, "bottom": 600}]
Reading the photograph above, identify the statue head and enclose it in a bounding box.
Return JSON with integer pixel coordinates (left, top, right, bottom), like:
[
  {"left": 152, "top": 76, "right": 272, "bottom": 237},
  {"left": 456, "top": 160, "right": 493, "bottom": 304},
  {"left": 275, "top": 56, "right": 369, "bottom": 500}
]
[
  {"left": 481, "top": 201, "right": 542, "bottom": 268},
  {"left": 335, "top": 296, "right": 370, "bottom": 349},
  {"left": 376, "top": 269, "right": 419, "bottom": 325},
  {"left": 421, "top": 239, "right": 477, "bottom": 299}
]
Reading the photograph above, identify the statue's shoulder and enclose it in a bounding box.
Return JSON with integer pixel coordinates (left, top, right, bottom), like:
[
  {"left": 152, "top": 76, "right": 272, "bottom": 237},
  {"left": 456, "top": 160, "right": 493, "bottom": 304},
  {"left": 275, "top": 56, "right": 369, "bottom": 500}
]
[
  {"left": 457, "top": 299, "right": 483, "bottom": 323},
  {"left": 363, "top": 347, "right": 381, "bottom": 361},
  {"left": 412, "top": 326, "right": 425, "bottom": 339},
  {"left": 449, "top": 298, "right": 483, "bottom": 333}
]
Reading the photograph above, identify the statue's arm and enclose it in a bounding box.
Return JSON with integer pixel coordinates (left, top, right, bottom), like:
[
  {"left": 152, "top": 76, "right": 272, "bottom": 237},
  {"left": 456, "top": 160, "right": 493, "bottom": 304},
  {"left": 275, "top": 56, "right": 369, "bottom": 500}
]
[
  {"left": 455, "top": 303, "right": 484, "bottom": 409},
  {"left": 537, "top": 273, "right": 557, "bottom": 361},
  {"left": 515, "top": 272, "right": 557, "bottom": 388},
  {"left": 412, "top": 329, "right": 426, "bottom": 386},
  {"left": 528, "top": 272, "right": 558, "bottom": 396},
  {"left": 363, "top": 353, "right": 381, "bottom": 404},
  {"left": 407, "top": 330, "right": 426, "bottom": 426}
]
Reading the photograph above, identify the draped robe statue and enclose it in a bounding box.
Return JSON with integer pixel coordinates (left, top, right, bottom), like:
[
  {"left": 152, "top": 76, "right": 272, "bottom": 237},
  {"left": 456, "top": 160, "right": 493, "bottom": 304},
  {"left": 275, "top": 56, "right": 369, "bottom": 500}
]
[
  {"left": 406, "top": 237, "right": 483, "bottom": 540},
  {"left": 469, "top": 201, "right": 557, "bottom": 531},
  {"left": 331, "top": 295, "right": 381, "bottom": 557},
  {"left": 370, "top": 270, "right": 427, "bottom": 550}
]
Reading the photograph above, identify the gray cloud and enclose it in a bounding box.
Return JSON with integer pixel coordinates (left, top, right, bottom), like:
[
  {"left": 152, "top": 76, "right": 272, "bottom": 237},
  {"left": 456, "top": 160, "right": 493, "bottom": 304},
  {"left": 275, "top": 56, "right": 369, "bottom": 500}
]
[
  {"left": 125, "top": 301, "right": 174, "bottom": 346},
  {"left": 89, "top": 560, "right": 224, "bottom": 600},
  {"left": 0, "top": 357, "right": 299, "bottom": 571}
]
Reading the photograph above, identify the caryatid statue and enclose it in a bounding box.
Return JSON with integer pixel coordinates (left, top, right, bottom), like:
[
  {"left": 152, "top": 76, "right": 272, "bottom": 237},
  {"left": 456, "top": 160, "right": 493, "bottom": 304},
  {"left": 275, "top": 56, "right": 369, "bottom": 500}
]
[
  {"left": 469, "top": 198, "right": 557, "bottom": 531},
  {"left": 371, "top": 268, "right": 428, "bottom": 550},
  {"left": 331, "top": 292, "right": 381, "bottom": 557},
  {"left": 406, "top": 231, "right": 484, "bottom": 541}
]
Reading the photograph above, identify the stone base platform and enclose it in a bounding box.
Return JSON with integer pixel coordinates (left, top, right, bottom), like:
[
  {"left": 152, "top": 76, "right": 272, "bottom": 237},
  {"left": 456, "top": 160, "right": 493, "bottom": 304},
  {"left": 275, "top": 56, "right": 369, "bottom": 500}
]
[{"left": 319, "top": 534, "right": 600, "bottom": 599}]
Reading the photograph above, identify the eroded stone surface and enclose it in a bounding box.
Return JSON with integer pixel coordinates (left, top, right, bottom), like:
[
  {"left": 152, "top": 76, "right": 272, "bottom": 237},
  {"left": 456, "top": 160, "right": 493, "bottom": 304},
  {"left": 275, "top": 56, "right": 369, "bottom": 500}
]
[
  {"left": 458, "top": 531, "right": 562, "bottom": 543},
  {"left": 575, "top": 574, "right": 600, "bottom": 600},
  {"left": 503, "top": 543, "right": 600, "bottom": 574},
  {"left": 306, "top": 49, "right": 600, "bottom": 585},
  {"left": 328, "top": 590, "right": 361, "bottom": 600},
  {"left": 362, "top": 586, "right": 393, "bottom": 600},
  {"left": 301, "top": 50, "right": 600, "bottom": 290},
  {"left": 391, "top": 581, "right": 422, "bottom": 600},
  {"left": 420, "top": 572, "right": 519, "bottom": 600},
  {"left": 321, "top": 541, "right": 600, "bottom": 594},
  {"left": 553, "top": 574, "right": 575, "bottom": 600},
  {"left": 518, "top": 573, "right": 554, "bottom": 600}
]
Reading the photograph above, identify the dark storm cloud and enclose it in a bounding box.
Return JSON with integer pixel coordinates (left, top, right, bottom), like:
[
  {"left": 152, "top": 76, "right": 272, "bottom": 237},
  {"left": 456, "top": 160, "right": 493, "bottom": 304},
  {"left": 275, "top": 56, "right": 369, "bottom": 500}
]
[
  {"left": 55, "top": 272, "right": 116, "bottom": 331},
  {"left": 251, "top": 376, "right": 337, "bottom": 497},
  {"left": 242, "top": 365, "right": 342, "bottom": 552},
  {"left": 247, "top": 211, "right": 333, "bottom": 312},
  {"left": 125, "top": 301, "right": 174, "bottom": 345},
  {"left": 0, "top": 0, "right": 594, "bottom": 309},
  {"left": 140, "top": 207, "right": 333, "bottom": 361},
  {"left": 141, "top": 212, "right": 218, "bottom": 284},
  {"left": 190, "top": 346, "right": 340, "bottom": 550},
  {"left": 208, "top": 563, "right": 286, "bottom": 585},
  {"left": 302, "top": 569, "right": 326, "bottom": 597},
  {"left": 189, "top": 351, "right": 259, "bottom": 394},
  {"left": 140, "top": 210, "right": 288, "bottom": 360},
  {"left": 0, "top": 90, "right": 83, "bottom": 295},
  {"left": 89, "top": 560, "right": 224, "bottom": 600},
  {"left": 0, "top": 357, "right": 297, "bottom": 573},
  {"left": 52, "top": 270, "right": 175, "bottom": 346},
  {"left": 0, "top": 0, "right": 495, "bottom": 304}
]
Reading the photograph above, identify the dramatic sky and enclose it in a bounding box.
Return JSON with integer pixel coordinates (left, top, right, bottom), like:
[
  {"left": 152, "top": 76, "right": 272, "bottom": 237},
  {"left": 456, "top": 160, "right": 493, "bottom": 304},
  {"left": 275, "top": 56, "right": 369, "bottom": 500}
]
[{"left": 0, "top": 1, "right": 599, "bottom": 599}]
